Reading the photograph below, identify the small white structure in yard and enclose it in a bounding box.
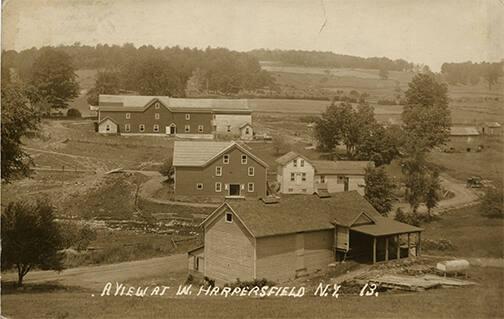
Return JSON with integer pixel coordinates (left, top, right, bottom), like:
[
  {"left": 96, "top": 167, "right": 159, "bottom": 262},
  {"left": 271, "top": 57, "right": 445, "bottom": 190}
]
[
  {"left": 98, "top": 117, "right": 118, "bottom": 134},
  {"left": 436, "top": 260, "right": 470, "bottom": 276},
  {"left": 240, "top": 123, "right": 254, "bottom": 140},
  {"left": 276, "top": 152, "right": 372, "bottom": 196}
]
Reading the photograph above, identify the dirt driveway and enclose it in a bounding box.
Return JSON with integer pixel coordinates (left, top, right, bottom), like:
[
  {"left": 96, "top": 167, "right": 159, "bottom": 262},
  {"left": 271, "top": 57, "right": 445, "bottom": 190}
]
[{"left": 1, "top": 254, "right": 186, "bottom": 291}]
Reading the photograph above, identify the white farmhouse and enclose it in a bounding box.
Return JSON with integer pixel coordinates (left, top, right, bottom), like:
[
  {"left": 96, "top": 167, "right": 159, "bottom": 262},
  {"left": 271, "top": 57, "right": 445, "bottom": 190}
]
[{"left": 276, "top": 152, "right": 373, "bottom": 196}]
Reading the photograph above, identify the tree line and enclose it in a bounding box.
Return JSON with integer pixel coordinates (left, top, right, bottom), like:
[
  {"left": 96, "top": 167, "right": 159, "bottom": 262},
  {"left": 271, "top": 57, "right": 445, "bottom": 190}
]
[
  {"left": 440, "top": 61, "right": 503, "bottom": 89},
  {"left": 2, "top": 43, "right": 275, "bottom": 99},
  {"left": 249, "top": 49, "right": 415, "bottom": 71}
]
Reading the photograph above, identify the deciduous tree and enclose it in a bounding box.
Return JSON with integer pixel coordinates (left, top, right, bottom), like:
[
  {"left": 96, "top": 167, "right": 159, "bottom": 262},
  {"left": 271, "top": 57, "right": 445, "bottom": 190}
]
[
  {"left": 1, "top": 199, "right": 64, "bottom": 286},
  {"left": 364, "top": 167, "right": 395, "bottom": 216}
]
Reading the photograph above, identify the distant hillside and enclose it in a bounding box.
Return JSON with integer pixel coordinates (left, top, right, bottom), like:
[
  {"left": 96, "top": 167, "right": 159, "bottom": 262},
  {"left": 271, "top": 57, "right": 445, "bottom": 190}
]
[{"left": 249, "top": 49, "right": 415, "bottom": 71}]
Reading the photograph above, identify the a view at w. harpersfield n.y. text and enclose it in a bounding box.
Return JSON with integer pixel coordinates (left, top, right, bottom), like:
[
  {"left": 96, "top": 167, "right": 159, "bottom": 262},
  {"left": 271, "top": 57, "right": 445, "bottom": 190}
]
[{"left": 1, "top": 0, "right": 503, "bottom": 318}]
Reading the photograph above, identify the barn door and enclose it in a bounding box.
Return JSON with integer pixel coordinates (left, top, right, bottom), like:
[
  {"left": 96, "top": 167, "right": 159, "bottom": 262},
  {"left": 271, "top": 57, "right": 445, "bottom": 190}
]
[{"left": 295, "top": 233, "right": 305, "bottom": 271}]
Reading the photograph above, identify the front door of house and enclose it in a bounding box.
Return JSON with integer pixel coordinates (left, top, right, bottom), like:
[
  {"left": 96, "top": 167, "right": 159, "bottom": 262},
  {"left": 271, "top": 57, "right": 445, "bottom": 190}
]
[
  {"left": 229, "top": 184, "right": 241, "bottom": 196},
  {"left": 170, "top": 126, "right": 176, "bottom": 135},
  {"left": 295, "top": 173, "right": 302, "bottom": 185}
]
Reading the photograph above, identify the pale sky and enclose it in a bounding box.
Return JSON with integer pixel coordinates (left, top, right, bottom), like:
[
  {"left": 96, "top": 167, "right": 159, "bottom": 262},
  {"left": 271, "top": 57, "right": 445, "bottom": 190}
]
[{"left": 2, "top": 0, "right": 503, "bottom": 71}]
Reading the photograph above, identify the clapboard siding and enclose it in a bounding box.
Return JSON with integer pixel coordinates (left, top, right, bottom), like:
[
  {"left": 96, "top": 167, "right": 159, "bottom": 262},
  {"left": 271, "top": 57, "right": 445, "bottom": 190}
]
[
  {"left": 204, "top": 210, "right": 255, "bottom": 283},
  {"left": 303, "top": 230, "right": 334, "bottom": 272},
  {"left": 256, "top": 234, "right": 297, "bottom": 282},
  {"left": 256, "top": 230, "right": 334, "bottom": 282}
]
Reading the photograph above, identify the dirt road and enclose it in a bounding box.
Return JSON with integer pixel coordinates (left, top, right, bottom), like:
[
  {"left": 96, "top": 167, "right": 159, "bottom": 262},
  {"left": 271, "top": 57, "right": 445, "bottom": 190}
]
[
  {"left": 392, "top": 175, "right": 480, "bottom": 214},
  {"left": 1, "top": 254, "right": 186, "bottom": 291}
]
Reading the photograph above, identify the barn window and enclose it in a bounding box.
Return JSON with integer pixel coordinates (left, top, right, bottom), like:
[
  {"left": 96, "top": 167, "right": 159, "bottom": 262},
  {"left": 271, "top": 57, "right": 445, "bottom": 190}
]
[
  {"left": 215, "top": 182, "right": 222, "bottom": 192},
  {"left": 155, "top": 102, "right": 160, "bottom": 109},
  {"left": 153, "top": 124, "right": 159, "bottom": 132},
  {"left": 185, "top": 125, "right": 190, "bottom": 133},
  {"left": 124, "top": 124, "right": 130, "bottom": 132},
  {"left": 155, "top": 113, "right": 160, "bottom": 120},
  {"left": 248, "top": 167, "right": 255, "bottom": 176},
  {"left": 196, "top": 183, "right": 203, "bottom": 190},
  {"left": 125, "top": 113, "right": 131, "bottom": 119},
  {"left": 139, "top": 124, "right": 145, "bottom": 132},
  {"left": 215, "top": 166, "right": 222, "bottom": 176},
  {"left": 320, "top": 175, "right": 326, "bottom": 183},
  {"left": 248, "top": 183, "right": 254, "bottom": 192},
  {"left": 223, "top": 154, "right": 230, "bottom": 164},
  {"left": 227, "top": 125, "right": 231, "bottom": 133},
  {"left": 185, "top": 114, "right": 191, "bottom": 120},
  {"left": 198, "top": 125, "right": 204, "bottom": 132},
  {"left": 241, "top": 155, "right": 247, "bottom": 164},
  {"left": 225, "top": 212, "right": 233, "bottom": 223}
]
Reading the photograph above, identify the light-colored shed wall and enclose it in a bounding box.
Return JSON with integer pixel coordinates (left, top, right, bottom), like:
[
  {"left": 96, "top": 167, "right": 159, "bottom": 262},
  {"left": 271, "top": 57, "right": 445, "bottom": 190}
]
[
  {"left": 315, "top": 174, "right": 365, "bottom": 195},
  {"left": 98, "top": 119, "right": 118, "bottom": 133},
  {"left": 204, "top": 210, "right": 255, "bottom": 283},
  {"left": 214, "top": 114, "right": 252, "bottom": 135}
]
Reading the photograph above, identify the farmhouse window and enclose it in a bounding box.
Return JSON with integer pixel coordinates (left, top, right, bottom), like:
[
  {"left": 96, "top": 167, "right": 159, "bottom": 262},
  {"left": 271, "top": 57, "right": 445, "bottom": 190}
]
[
  {"left": 227, "top": 125, "right": 231, "bottom": 133},
  {"left": 248, "top": 183, "right": 254, "bottom": 192},
  {"left": 223, "top": 155, "right": 230, "bottom": 164},
  {"left": 248, "top": 167, "right": 255, "bottom": 176},
  {"left": 245, "top": 127, "right": 250, "bottom": 134},
  {"left": 196, "top": 183, "right": 203, "bottom": 190},
  {"left": 320, "top": 175, "right": 326, "bottom": 183},
  {"left": 185, "top": 125, "right": 190, "bottom": 133},
  {"left": 198, "top": 125, "right": 204, "bottom": 132},
  {"left": 241, "top": 155, "right": 247, "bottom": 164},
  {"left": 153, "top": 124, "right": 159, "bottom": 132},
  {"left": 139, "top": 124, "right": 145, "bottom": 132},
  {"left": 337, "top": 175, "right": 346, "bottom": 184},
  {"left": 155, "top": 102, "right": 160, "bottom": 109},
  {"left": 106, "top": 125, "right": 110, "bottom": 132},
  {"left": 293, "top": 160, "right": 297, "bottom": 167},
  {"left": 155, "top": 113, "right": 160, "bottom": 120},
  {"left": 215, "top": 182, "right": 222, "bottom": 192},
  {"left": 300, "top": 160, "right": 305, "bottom": 167},
  {"left": 290, "top": 173, "right": 295, "bottom": 181},
  {"left": 225, "top": 212, "right": 233, "bottom": 223},
  {"left": 124, "top": 124, "right": 130, "bottom": 132},
  {"left": 185, "top": 114, "right": 190, "bottom": 120},
  {"left": 302, "top": 173, "right": 306, "bottom": 181},
  {"left": 125, "top": 113, "right": 131, "bottom": 119},
  {"left": 216, "top": 166, "right": 222, "bottom": 176}
]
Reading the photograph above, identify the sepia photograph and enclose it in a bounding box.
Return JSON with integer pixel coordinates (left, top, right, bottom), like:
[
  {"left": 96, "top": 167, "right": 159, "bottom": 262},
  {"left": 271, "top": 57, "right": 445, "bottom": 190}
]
[{"left": 1, "top": 0, "right": 503, "bottom": 318}]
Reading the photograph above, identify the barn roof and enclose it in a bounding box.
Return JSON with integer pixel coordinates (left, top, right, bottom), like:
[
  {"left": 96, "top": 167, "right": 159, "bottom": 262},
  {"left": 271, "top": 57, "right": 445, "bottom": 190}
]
[
  {"left": 450, "top": 126, "right": 480, "bottom": 136},
  {"left": 203, "top": 192, "right": 421, "bottom": 238},
  {"left": 98, "top": 95, "right": 251, "bottom": 113},
  {"left": 173, "top": 141, "right": 268, "bottom": 168},
  {"left": 312, "top": 160, "right": 372, "bottom": 175},
  {"left": 484, "top": 122, "right": 501, "bottom": 128}
]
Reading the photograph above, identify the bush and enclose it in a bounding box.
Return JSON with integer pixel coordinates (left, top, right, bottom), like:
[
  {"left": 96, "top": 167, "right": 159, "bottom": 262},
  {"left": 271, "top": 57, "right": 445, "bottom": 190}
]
[
  {"left": 422, "top": 239, "right": 455, "bottom": 251},
  {"left": 394, "top": 208, "right": 422, "bottom": 226},
  {"left": 159, "top": 157, "right": 174, "bottom": 182},
  {"left": 481, "top": 188, "right": 503, "bottom": 218},
  {"left": 67, "top": 108, "right": 82, "bottom": 118}
]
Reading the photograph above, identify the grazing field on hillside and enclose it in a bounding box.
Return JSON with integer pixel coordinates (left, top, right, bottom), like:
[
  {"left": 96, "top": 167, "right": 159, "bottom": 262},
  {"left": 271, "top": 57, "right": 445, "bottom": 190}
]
[{"left": 422, "top": 205, "right": 504, "bottom": 258}]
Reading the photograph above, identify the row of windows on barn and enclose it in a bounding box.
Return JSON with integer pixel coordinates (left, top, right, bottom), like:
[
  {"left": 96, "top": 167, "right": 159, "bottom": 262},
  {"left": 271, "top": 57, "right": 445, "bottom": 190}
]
[
  {"left": 195, "top": 182, "right": 255, "bottom": 192},
  {"left": 122, "top": 124, "right": 205, "bottom": 133},
  {"left": 124, "top": 112, "right": 195, "bottom": 121}
]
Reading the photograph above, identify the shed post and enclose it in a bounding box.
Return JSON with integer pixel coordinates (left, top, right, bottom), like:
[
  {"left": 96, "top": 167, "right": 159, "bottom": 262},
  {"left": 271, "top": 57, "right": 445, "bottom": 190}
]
[
  {"left": 372, "top": 237, "right": 377, "bottom": 264},
  {"left": 396, "top": 235, "right": 400, "bottom": 260},
  {"left": 417, "top": 232, "right": 421, "bottom": 256},
  {"left": 385, "top": 237, "right": 389, "bottom": 261},
  {"left": 407, "top": 233, "right": 411, "bottom": 257}
]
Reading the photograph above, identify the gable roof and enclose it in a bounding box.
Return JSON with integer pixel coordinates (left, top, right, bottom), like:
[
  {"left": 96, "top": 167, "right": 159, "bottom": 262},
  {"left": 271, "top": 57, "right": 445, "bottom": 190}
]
[
  {"left": 275, "top": 151, "right": 311, "bottom": 166},
  {"left": 312, "top": 160, "right": 372, "bottom": 175},
  {"left": 202, "top": 191, "right": 419, "bottom": 238},
  {"left": 98, "top": 95, "right": 251, "bottom": 113},
  {"left": 173, "top": 141, "right": 268, "bottom": 168},
  {"left": 98, "top": 116, "right": 118, "bottom": 125},
  {"left": 450, "top": 126, "right": 479, "bottom": 136}
]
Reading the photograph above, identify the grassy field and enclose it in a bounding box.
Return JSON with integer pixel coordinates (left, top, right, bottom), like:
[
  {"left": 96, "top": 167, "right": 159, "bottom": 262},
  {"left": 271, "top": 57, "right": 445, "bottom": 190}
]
[
  {"left": 422, "top": 205, "right": 504, "bottom": 259},
  {"left": 2, "top": 266, "right": 502, "bottom": 319}
]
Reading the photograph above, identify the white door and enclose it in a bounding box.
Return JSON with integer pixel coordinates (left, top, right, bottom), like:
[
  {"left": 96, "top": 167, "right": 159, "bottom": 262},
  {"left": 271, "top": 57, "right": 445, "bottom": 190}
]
[{"left": 295, "top": 173, "right": 302, "bottom": 185}]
